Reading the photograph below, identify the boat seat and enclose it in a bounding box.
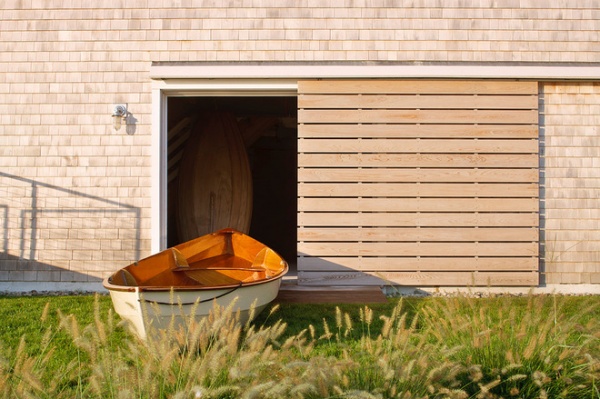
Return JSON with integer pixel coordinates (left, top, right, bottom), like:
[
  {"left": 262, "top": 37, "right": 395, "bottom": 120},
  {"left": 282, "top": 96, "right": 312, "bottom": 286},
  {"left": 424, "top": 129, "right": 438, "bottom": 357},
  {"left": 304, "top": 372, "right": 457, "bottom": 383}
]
[
  {"left": 171, "top": 248, "right": 189, "bottom": 268},
  {"left": 182, "top": 269, "right": 245, "bottom": 286},
  {"left": 110, "top": 269, "right": 137, "bottom": 286}
]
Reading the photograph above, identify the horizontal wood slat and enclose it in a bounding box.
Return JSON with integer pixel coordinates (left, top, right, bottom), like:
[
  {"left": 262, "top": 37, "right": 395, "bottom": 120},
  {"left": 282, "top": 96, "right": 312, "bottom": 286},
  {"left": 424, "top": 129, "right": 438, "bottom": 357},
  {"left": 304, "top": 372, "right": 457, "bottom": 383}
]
[
  {"left": 298, "top": 227, "right": 538, "bottom": 242},
  {"left": 298, "top": 242, "right": 538, "bottom": 257},
  {"left": 298, "top": 80, "right": 539, "bottom": 95},
  {"left": 299, "top": 198, "right": 539, "bottom": 212},
  {"left": 298, "top": 109, "right": 538, "bottom": 124},
  {"left": 298, "top": 183, "right": 539, "bottom": 197},
  {"left": 299, "top": 138, "right": 538, "bottom": 153},
  {"left": 299, "top": 124, "right": 539, "bottom": 138},
  {"left": 297, "top": 271, "right": 539, "bottom": 287},
  {"left": 298, "top": 212, "right": 540, "bottom": 227},
  {"left": 299, "top": 153, "right": 538, "bottom": 168},
  {"left": 298, "top": 94, "right": 539, "bottom": 110},
  {"left": 297, "top": 80, "right": 539, "bottom": 287},
  {"left": 298, "top": 257, "right": 538, "bottom": 272},
  {"left": 299, "top": 168, "right": 539, "bottom": 183}
]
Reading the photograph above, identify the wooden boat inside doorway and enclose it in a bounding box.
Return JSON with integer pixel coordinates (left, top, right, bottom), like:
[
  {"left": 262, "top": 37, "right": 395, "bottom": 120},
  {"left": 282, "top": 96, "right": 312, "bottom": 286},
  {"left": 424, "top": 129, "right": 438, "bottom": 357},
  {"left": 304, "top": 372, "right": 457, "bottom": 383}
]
[{"left": 177, "top": 112, "right": 253, "bottom": 243}]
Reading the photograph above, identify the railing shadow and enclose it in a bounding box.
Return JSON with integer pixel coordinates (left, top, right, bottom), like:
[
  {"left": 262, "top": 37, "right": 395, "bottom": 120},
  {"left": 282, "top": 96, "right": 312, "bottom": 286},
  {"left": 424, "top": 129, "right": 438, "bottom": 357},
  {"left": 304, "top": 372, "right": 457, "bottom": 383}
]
[{"left": 0, "top": 171, "right": 141, "bottom": 283}]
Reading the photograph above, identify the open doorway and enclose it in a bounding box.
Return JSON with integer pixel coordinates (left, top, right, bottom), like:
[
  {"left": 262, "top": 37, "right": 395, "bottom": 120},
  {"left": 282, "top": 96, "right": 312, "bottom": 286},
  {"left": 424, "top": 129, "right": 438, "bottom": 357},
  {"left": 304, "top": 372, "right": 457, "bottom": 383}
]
[{"left": 166, "top": 96, "right": 298, "bottom": 274}]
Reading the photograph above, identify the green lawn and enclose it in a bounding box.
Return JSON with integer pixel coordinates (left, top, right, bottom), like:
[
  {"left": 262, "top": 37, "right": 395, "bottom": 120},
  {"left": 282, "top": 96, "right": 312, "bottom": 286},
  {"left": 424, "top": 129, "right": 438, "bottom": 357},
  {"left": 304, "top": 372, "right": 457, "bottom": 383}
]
[{"left": 0, "top": 293, "right": 598, "bottom": 398}]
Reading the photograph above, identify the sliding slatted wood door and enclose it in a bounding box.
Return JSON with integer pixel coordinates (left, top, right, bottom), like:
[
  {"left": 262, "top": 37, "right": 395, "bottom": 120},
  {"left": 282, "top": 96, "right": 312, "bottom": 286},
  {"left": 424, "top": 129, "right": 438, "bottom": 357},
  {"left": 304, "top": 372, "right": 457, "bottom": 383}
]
[{"left": 297, "top": 80, "right": 539, "bottom": 286}]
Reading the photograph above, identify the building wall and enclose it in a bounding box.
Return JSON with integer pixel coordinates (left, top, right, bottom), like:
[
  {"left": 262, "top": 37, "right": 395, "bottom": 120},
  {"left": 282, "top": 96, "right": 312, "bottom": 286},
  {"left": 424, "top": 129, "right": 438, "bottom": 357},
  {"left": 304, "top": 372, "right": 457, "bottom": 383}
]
[
  {"left": 541, "top": 82, "right": 600, "bottom": 285},
  {"left": 0, "top": 1, "right": 598, "bottom": 287}
]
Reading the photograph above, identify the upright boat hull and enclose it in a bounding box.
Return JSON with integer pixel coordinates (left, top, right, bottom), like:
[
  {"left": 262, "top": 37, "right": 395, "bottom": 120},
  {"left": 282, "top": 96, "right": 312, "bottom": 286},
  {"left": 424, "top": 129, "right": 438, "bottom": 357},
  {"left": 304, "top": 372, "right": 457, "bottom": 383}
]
[
  {"left": 103, "top": 229, "right": 288, "bottom": 339},
  {"left": 177, "top": 113, "right": 253, "bottom": 242},
  {"left": 106, "top": 278, "right": 283, "bottom": 340}
]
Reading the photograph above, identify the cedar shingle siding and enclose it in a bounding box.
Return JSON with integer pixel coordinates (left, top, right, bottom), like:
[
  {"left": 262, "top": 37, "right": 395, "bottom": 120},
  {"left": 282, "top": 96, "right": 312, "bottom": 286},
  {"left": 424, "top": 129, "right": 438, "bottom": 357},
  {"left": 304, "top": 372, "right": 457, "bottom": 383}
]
[{"left": 0, "top": 2, "right": 598, "bottom": 288}]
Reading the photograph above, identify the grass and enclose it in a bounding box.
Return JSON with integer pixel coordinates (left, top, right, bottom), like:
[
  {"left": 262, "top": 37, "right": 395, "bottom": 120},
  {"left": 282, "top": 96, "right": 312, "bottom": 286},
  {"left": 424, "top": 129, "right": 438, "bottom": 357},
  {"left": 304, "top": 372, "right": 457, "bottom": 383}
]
[{"left": 0, "top": 293, "right": 598, "bottom": 398}]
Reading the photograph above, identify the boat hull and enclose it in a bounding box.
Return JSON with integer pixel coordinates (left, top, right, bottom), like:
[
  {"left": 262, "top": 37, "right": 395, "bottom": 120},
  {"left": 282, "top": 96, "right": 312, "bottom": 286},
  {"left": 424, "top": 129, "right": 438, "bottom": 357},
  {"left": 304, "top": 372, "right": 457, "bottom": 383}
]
[
  {"left": 103, "top": 229, "right": 288, "bottom": 339},
  {"left": 107, "top": 277, "right": 282, "bottom": 339},
  {"left": 177, "top": 113, "right": 253, "bottom": 242}
]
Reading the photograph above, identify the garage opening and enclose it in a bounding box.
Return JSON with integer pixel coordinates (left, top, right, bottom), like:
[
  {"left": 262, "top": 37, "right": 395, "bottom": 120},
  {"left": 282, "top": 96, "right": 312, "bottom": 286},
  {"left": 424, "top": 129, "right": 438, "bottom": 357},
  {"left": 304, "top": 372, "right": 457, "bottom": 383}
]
[{"left": 165, "top": 96, "right": 298, "bottom": 274}]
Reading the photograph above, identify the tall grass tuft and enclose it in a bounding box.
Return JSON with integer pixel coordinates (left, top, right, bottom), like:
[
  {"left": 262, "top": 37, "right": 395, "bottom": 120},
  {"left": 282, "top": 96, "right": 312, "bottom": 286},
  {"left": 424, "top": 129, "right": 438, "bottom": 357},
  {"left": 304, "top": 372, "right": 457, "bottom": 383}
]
[
  {"left": 419, "top": 294, "right": 600, "bottom": 398},
  {"left": 0, "top": 293, "right": 597, "bottom": 398}
]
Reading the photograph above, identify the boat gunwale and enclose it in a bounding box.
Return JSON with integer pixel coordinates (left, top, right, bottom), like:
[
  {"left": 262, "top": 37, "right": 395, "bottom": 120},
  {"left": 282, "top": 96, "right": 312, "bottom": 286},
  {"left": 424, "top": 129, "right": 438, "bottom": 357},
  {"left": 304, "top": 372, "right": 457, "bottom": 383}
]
[
  {"left": 102, "top": 263, "right": 288, "bottom": 293},
  {"left": 102, "top": 229, "right": 288, "bottom": 293},
  {"left": 102, "top": 281, "right": 137, "bottom": 293}
]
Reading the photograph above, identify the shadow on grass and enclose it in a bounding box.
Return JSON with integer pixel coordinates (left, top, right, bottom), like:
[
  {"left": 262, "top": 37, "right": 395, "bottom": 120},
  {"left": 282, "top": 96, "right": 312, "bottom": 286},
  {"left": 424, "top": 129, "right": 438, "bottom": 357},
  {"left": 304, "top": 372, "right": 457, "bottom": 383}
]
[{"left": 252, "top": 297, "right": 420, "bottom": 343}]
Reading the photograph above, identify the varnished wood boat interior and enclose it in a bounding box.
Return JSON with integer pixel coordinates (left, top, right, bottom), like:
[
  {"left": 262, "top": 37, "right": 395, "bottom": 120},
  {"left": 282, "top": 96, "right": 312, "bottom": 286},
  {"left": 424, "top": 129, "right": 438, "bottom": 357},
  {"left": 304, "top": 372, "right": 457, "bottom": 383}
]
[{"left": 108, "top": 229, "right": 288, "bottom": 291}]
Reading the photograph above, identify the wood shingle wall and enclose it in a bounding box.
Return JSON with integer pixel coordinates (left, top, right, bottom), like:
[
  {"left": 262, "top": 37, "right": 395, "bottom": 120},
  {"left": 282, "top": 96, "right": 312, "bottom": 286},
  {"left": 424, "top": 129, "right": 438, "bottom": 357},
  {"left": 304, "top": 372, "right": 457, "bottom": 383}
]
[
  {"left": 1, "top": 1, "right": 599, "bottom": 64},
  {"left": 298, "top": 80, "right": 539, "bottom": 286},
  {"left": 0, "top": 2, "right": 598, "bottom": 288},
  {"left": 542, "top": 83, "right": 600, "bottom": 285}
]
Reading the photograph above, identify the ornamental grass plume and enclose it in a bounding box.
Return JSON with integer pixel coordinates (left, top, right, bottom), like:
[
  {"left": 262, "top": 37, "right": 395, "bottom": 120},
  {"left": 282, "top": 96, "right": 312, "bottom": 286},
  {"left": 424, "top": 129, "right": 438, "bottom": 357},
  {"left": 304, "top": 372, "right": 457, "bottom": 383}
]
[
  {"left": 0, "top": 293, "right": 597, "bottom": 398},
  {"left": 418, "top": 294, "right": 600, "bottom": 399}
]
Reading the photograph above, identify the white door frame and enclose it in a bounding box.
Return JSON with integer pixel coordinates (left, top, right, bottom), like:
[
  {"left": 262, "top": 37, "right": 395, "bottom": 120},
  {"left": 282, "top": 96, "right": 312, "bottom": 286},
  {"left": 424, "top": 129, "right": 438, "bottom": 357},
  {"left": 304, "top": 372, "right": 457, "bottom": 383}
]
[{"left": 151, "top": 79, "right": 298, "bottom": 252}]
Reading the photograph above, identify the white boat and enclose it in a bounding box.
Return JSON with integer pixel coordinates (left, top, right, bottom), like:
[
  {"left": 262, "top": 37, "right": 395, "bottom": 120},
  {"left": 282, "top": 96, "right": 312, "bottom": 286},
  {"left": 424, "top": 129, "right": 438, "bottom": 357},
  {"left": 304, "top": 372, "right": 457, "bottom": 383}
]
[{"left": 103, "top": 228, "right": 288, "bottom": 339}]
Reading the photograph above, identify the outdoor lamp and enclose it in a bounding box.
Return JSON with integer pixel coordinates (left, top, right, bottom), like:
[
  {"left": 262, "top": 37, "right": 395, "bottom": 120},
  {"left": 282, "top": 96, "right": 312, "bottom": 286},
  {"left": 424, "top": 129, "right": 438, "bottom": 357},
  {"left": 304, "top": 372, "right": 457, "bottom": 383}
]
[{"left": 112, "top": 104, "right": 128, "bottom": 131}]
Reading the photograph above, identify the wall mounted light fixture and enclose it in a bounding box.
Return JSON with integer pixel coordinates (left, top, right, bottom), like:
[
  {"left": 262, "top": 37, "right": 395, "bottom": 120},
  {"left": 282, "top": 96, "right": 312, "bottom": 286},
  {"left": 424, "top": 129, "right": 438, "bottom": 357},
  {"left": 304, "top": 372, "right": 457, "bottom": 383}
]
[{"left": 112, "top": 104, "right": 128, "bottom": 131}]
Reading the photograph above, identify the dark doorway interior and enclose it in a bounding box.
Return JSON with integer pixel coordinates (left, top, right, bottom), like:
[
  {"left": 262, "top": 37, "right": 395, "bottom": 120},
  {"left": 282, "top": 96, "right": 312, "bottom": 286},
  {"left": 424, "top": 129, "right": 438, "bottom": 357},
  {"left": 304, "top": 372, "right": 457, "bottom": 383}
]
[{"left": 166, "top": 96, "right": 298, "bottom": 273}]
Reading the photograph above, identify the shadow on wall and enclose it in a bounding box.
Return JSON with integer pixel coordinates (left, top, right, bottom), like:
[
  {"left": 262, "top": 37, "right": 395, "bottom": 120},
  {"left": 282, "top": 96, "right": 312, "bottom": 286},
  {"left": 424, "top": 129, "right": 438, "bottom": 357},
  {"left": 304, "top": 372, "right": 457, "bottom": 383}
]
[
  {"left": 0, "top": 251, "right": 98, "bottom": 284},
  {"left": 296, "top": 252, "right": 541, "bottom": 289},
  {"left": 0, "top": 171, "right": 142, "bottom": 284}
]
